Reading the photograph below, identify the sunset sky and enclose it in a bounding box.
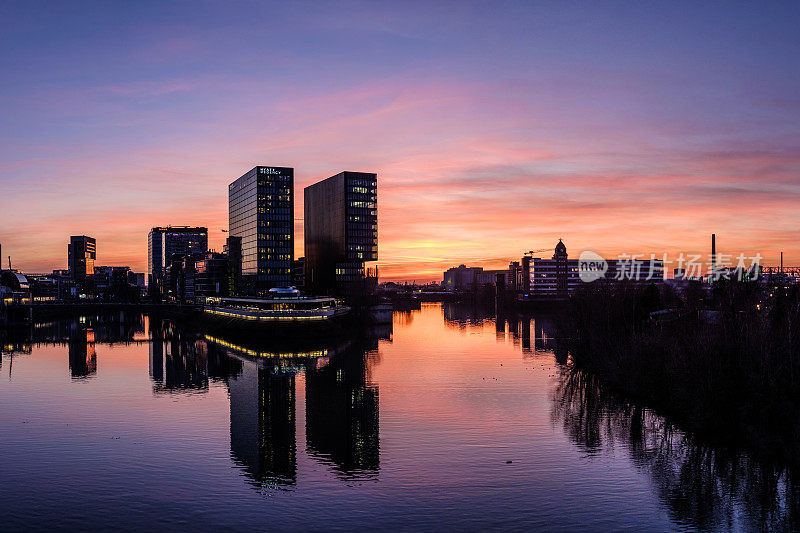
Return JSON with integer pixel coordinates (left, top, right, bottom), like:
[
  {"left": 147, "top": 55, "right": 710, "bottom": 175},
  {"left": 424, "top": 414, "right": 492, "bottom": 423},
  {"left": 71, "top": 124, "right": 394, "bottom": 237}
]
[{"left": 1, "top": 1, "right": 799, "bottom": 281}]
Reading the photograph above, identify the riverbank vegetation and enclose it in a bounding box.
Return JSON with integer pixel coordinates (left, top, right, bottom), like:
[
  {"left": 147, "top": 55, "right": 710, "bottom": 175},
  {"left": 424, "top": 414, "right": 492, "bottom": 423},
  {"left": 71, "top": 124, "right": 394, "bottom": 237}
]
[{"left": 563, "top": 278, "right": 800, "bottom": 464}]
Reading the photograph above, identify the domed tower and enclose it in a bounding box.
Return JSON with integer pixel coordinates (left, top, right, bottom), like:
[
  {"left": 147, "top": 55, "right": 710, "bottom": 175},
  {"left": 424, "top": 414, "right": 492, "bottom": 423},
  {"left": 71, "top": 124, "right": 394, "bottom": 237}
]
[
  {"left": 553, "top": 239, "right": 567, "bottom": 259},
  {"left": 553, "top": 239, "right": 568, "bottom": 298}
]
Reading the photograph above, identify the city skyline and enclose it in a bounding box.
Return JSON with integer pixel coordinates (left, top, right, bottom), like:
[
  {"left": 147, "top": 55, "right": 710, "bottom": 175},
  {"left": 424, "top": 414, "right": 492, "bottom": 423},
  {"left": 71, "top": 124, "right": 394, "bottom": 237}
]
[
  {"left": 3, "top": 4, "right": 800, "bottom": 530},
  {"left": 2, "top": 2, "right": 799, "bottom": 282}
]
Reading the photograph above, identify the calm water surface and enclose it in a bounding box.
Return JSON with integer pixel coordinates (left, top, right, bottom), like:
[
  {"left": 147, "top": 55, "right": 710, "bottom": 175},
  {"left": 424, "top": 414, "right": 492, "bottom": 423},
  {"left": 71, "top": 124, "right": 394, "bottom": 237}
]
[{"left": 1, "top": 303, "right": 795, "bottom": 531}]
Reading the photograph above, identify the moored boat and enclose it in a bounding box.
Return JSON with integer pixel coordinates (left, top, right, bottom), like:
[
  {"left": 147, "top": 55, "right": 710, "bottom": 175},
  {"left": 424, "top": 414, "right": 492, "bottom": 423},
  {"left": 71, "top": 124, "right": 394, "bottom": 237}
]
[{"left": 201, "top": 288, "right": 350, "bottom": 323}]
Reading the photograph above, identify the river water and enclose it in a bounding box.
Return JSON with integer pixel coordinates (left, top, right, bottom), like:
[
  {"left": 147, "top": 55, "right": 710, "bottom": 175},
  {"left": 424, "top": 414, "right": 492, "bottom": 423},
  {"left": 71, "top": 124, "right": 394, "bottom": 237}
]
[{"left": 1, "top": 303, "right": 796, "bottom": 531}]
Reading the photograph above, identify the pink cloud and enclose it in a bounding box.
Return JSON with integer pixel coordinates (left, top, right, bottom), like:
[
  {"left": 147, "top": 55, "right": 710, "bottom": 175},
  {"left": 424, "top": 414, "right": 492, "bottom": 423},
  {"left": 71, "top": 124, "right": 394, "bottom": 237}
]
[{"left": 3, "top": 76, "right": 799, "bottom": 282}]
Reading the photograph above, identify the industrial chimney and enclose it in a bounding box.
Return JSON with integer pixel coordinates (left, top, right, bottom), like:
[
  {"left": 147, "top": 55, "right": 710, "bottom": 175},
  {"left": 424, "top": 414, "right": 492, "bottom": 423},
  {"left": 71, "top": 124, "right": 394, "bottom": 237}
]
[{"left": 711, "top": 233, "right": 716, "bottom": 281}]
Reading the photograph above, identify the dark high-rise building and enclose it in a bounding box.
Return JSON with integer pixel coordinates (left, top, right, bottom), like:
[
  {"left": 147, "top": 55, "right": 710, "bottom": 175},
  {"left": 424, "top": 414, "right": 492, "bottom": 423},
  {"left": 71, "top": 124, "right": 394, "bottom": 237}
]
[
  {"left": 304, "top": 171, "right": 377, "bottom": 296},
  {"left": 195, "top": 252, "right": 228, "bottom": 297},
  {"left": 228, "top": 166, "right": 294, "bottom": 296},
  {"left": 147, "top": 226, "right": 208, "bottom": 288},
  {"left": 225, "top": 236, "right": 243, "bottom": 296},
  {"left": 68, "top": 235, "right": 96, "bottom": 283}
]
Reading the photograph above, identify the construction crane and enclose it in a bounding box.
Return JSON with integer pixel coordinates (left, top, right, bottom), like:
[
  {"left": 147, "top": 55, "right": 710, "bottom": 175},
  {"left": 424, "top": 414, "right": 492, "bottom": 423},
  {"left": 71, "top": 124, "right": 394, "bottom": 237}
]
[{"left": 524, "top": 248, "right": 550, "bottom": 257}]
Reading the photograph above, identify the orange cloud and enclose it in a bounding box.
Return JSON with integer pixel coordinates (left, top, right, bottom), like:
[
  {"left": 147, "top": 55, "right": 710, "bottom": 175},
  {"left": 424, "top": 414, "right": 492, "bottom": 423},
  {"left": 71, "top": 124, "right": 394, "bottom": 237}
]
[{"left": 2, "top": 78, "right": 799, "bottom": 281}]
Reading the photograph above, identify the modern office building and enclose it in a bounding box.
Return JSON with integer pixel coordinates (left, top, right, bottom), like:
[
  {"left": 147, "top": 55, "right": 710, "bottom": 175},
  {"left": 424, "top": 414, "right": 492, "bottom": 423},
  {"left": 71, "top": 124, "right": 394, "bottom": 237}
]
[
  {"left": 527, "top": 241, "right": 665, "bottom": 298},
  {"left": 195, "top": 252, "right": 229, "bottom": 298},
  {"left": 304, "top": 171, "right": 377, "bottom": 296},
  {"left": 68, "top": 235, "right": 96, "bottom": 284},
  {"left": 229, "top": 166, "right": 294, "bottom": 296},
  {"left": 147, "top": 226, "right": 208, "bottom": 288}
]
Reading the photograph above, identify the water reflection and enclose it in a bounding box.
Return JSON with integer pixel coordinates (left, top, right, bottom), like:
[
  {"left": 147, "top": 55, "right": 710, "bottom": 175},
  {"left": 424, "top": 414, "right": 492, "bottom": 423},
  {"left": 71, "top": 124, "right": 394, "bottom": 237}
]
[
  {"left": 2, "top": 312, "right": 149, "bottom": 378},
  {"left": 495, "top": 312, "right": 564, "bottom": 360},
  {"left": 441, "top": 302, "right": 800, "bottom": 529},
  {"left": 442, "top": 301, "right": 495, "bottom": 329},
  {"left": 10, "top": 306, "right": 800, "bottom": 529},
  {"left": 229, "top": 362, "right": 297, "bottom": 488},
  {"left": 193, "top": 326, "right": 387, "bottom": 490},
  {"left": 149, "top": 330, "right": 209, "bottom": 393},
  {"left": 442, "top": 303, "right": 568, "bottom": 364},
  {"left": 2, "top": 313, "right": 385, "bottom": 494},
  {"left": 553, "top": 366, "right": 800, "bottom": 531},
  {"left": 34, "top": 312, "right": 147, "bottom": 344},
  {"left": 0, "top": 327, "right": 32, "bottom": 376},
  {"left": 306, "top": 343, "right": 380, "bottom": 480},
  {"left": 68, "top": 328, "right": 96, "bottom": 379}
]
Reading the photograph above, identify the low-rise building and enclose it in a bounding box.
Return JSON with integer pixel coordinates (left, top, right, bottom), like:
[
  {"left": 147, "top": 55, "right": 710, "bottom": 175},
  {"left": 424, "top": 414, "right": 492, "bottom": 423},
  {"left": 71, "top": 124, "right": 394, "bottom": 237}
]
[
  {"left": 526, "top": 241, "right": 665, "bottom": 299},
  {"left": 443, "top": 265, "right": 484, "bottom": 291}
]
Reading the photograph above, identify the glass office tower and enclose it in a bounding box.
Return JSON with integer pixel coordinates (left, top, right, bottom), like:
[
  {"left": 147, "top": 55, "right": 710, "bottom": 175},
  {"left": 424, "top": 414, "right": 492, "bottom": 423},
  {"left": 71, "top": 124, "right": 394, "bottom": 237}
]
[
  {"left": 228, "top": 166, "right": 294, "bottom": 296},
  {"left": 304, "top": 171, "right": 377, "bottom": 296},
  {"left": 147, "top": 226, "right": 208, "bottom": 288}
]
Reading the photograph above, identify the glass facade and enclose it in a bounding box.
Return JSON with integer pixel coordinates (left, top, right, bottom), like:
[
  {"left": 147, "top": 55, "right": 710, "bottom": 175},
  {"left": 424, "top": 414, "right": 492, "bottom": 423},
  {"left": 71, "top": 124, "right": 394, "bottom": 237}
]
[
  {"left": 229, "top": 166, "right": 294, "bottom": 295},
  {"left": 344, "top": 174, "right": 378, "bottom": 263},
  {"left": 147, "top": 227, "right": 208, "bottom": 286},
  {"left": 304, "top": 171, "right": 377, "bottom": 295}
]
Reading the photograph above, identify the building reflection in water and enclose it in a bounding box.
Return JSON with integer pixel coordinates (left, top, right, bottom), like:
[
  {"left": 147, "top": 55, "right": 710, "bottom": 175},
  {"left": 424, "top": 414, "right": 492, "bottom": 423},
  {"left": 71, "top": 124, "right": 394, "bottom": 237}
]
[
  {"left": 68, "top": 328, "right": 96, "bottom": 378},
  {"left": 0, "top": 327, "right": 33, "bottom": 378},
  {"left": 16, "top": 313, "right": 389, "bottom": 492},
  {"left": 198, "top": 327, "right": 387, "bottom": 491},
  {"left": 494, "top": 312, "right": 567, "bottom": 364},
  {"left": 9, "top": 312, "right": 383, "bottom": 491},
  {"left": 442, "top": 301, "right": 495, "bottom": 329},
  {"left": 3, "top": 312, "right": 149, "bottom": 380},
  {"left": 553, "top": 366, "right": 800, "bottom": 531},
  {"left": 229, "top": 361, "right": 297, "bottom": 489},
  {"left": 148, "top": 333, "right": 209, "bottom": 394},
  {"left": 305, "top": 343, "right": 380, "bottom": 479},
  {"left": 441, "top": 302, "right": 568, "bottom": 364},
  {"left": 0, "top": 328, "right": 33, "bottom": 357}
]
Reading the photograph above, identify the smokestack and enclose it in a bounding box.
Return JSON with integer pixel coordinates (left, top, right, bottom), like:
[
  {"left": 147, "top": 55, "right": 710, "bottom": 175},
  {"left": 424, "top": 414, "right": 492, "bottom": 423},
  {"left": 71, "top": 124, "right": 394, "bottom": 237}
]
[
  {"left": 781, "top": 251, "right": 784, "bottom": 274},
  {"left": 711, "top": 233, "right": 716, "bottom": 280}
]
